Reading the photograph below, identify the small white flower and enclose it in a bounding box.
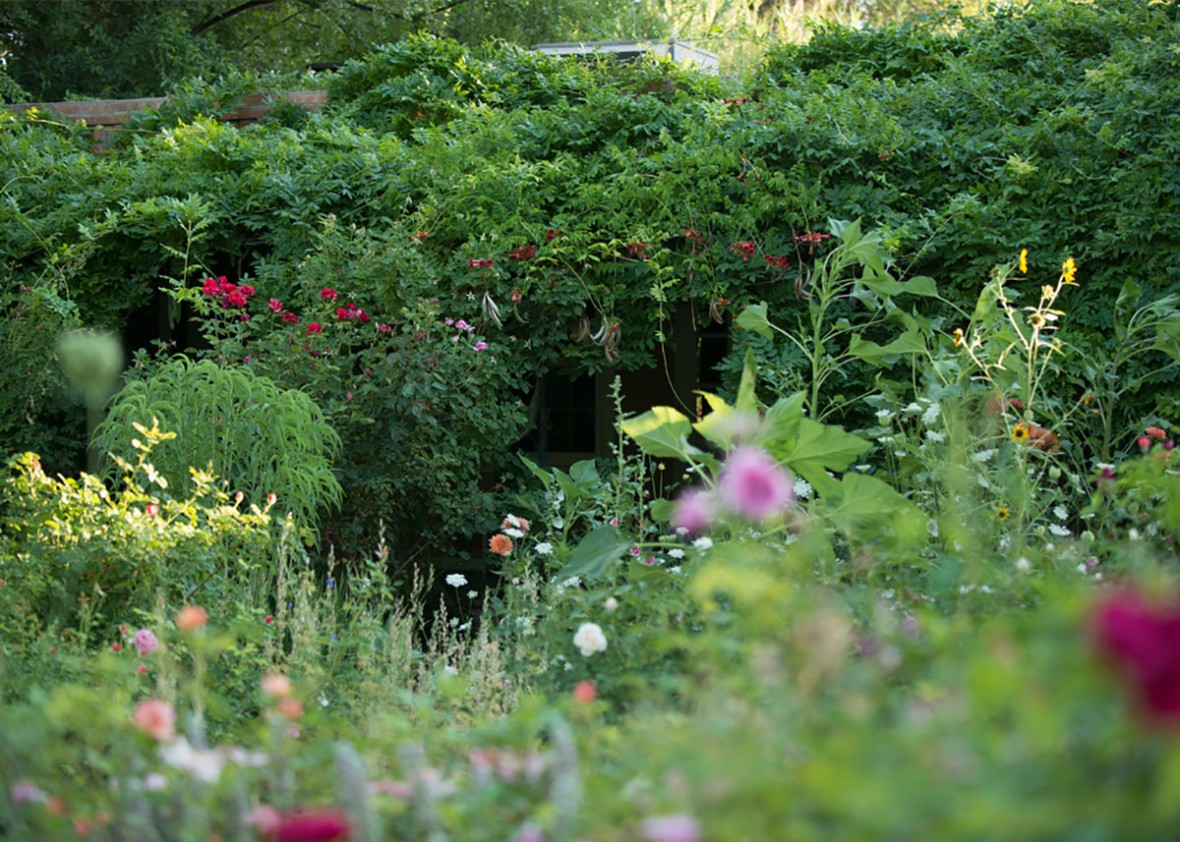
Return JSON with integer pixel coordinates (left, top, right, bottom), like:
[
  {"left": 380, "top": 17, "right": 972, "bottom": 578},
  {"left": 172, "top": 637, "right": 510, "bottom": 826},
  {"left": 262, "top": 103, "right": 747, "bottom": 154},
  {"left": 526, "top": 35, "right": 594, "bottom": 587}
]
[
  {"left": 903, "top": 402, "right": 922, "bottom": 414},
  {"left": 553, "top": 519, "right": 564, "bottom": 530},
  {"left": 604, "top": 597, "right": 619, "bottom": 612},
  {"left": 1129, "top": 528, "right": 1141, "bottom": 541},
  {"left": 449, "top": 617, "right": 459, "bottom": 628},
  {"left": 573, "top": 622, "right": 608, "bottom": 657},
  {"left": 668, "top": 566, "right": 681, "bottom": 574},
  {"left": 922, "top": 403, "right": 941, "bottom": 425},
  {"left": 981, "top": 585, "right": 994, "bottom": 594},
  {"left": 1053, "top": 505, "right": 1069, "bottom": 520},
  {"left": 1076, "top": 563, "right": 1088, "bottom": 574},
  {"left": 971, "top": 449, "right": 996, "bottom": 463},
  {"left": 667, "top": 548, "right": 685, "bottom": 559},
  {"left": 467, "top": 589, "right": 479, "bottom": 598},
  {"left": 1048, "top": 523, "right": 1071, "bottom": 537},
  {"left": 875, "top": 409, "right": 895, "bottom": 421},
  {"left": 535, "top": 542, "right": 554, "bottom": 555},
  {"left": 924, "top": 430, "right": 945, "bottom": 443},
  {"left": 443, "top": 665, "right": 458, "bottom": 676},
  {"left": 318, "top": 696, "right": 330, "bottom": 708},
  {"left": 926, "top": 519, "right": 939, "bottom": 538},
  {"left": 1014, "top": 557, "right": 1031, "bottom": 572},
  {"left": 445, "top": 573, "right": 468, "bottom": 588},
  {"left": 503, "top": 528, "right": 525, "bottom": 539},
  {"left": 561, "top": 576, "right": 582, "bottom": 589},
  {"left": 159, "top": 738, "right": 224, "bottom": 784},
  {"left": 693, "top": 537, "right": 714, "bottom": 550},
  {"left": 793, "top": 477, "right": 812, "bottom": 500}
]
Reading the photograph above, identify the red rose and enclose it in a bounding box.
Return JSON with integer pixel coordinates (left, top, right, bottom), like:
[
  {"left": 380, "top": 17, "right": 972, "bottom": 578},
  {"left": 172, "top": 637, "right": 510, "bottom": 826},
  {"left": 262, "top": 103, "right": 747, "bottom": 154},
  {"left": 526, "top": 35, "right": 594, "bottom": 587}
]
[{"left": 306, "top": 323, "right": 322, "bottom": 335}]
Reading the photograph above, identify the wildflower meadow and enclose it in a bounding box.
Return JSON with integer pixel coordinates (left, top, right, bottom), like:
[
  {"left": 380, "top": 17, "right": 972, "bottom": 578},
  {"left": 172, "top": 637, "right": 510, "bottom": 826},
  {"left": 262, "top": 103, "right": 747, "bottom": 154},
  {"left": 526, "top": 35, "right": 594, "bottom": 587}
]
[{"left": 4, "top": 1, "right": 1180, "bottom": 839}]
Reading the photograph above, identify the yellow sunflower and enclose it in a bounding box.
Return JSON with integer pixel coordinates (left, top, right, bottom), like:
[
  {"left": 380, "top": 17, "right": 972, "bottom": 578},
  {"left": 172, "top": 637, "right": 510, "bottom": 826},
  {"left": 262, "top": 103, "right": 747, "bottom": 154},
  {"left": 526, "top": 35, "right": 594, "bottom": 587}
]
[
  {"left": 996, "top": 504, "right": 1011, "bottom": 520},
  {"left": 1011, "top": 422, "right": 1030, "bottom": 443},
  {"left": 1019, "top": 248, "right": 1029, "bottom": 274}
]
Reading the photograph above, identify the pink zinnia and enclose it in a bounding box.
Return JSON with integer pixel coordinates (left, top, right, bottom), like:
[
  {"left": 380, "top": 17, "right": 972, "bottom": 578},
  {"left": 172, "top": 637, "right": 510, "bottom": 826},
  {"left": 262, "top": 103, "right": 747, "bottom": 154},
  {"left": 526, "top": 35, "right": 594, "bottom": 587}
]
[
  {"left": 473, "top": 341, "right": 488, "bottom": 352},
  {"left": 716, "top": 446, "right": 794, "bottom": 521},
  {"left": 133, "top": 628, "right": 159, "bottom": 656},
  {"left": 670, "top": 488, "right": 714, "bottom": 536},
  {"left": 1093, "top": 588, "right": 1180, "bottom": 725},
  {"left": 269, "top": 298, "right": 283, "bottom": 312}
]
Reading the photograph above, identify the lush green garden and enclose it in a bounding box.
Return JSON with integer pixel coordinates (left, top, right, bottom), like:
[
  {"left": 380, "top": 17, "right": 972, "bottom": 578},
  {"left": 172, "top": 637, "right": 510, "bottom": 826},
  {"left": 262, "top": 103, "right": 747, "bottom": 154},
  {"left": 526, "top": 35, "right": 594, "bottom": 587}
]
[{"left": 4, "top": 1, "right": 1180, "bottom": 838}]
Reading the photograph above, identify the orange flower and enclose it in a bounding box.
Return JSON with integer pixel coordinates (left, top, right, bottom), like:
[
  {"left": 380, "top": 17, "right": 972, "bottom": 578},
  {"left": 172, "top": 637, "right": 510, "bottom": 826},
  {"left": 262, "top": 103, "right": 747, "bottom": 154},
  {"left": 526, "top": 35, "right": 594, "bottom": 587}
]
[
  {"left": 1146, "top": 426, "right": 1168, "bottom": 440},
  {"left": 261, "top": 673, "right": 293, "bottom": 699},
  {"left": 276, "top": 697, "right": 304, "bottom": 720},
  {"left": 489, "top": 534, "right": 514, "bottom": 556},
  {"left": 572, "top": 680, "right": 597, "bottom": 703},
  {"left": 175, "top": 605, "right": 208, "bottom": 632},
  {"left": 1027, "top": 424, "right": 1060, "bottom": 451}
]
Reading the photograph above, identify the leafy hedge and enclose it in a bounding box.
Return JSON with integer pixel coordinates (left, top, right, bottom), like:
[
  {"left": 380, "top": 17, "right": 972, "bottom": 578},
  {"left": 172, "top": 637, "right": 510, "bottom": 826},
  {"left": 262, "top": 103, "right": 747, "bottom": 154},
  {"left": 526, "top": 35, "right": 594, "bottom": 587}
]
[{"left": 2, "top": 1, "right": 1178, "bottom": 555}]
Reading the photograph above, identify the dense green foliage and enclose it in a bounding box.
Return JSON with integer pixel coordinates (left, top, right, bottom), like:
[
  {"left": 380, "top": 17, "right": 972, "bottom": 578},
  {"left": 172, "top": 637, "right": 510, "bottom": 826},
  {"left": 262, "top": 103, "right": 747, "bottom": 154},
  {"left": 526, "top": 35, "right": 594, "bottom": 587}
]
[{"left": 2, "top": 0, "right": 1178, "bottom": 557}]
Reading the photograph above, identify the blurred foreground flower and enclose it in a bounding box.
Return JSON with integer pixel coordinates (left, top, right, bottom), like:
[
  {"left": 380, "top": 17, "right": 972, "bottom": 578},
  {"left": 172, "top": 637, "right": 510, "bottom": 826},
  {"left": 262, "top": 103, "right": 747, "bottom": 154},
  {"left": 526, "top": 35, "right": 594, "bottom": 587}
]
[
  {"left": 1093, "top": 588, "right": 1180, "bottom": 725},
  {"left": 262, "top": 808, "right": 351, "bottom": 842},
  {"left": 132, "top": 699, "right": 176, "bottom": 741},
  {"left": 573, "top": 622, "right": 608, "bottom": 657}
]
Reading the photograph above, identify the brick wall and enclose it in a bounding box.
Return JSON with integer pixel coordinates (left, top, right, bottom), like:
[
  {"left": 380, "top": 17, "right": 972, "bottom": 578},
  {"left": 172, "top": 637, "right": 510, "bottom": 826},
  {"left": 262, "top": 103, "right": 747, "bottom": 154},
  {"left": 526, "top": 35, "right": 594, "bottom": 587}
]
[{"left": 4, "top": 90, "right": 329, "bottom": 148}]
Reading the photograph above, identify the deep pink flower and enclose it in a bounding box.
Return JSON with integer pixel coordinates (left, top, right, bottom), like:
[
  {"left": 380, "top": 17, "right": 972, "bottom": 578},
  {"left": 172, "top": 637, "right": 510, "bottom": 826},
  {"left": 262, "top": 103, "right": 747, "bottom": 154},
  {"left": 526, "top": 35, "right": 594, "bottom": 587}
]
[
  {"left": 218, "top": 279, "right": 235, "bottom": 294},
  {"left": 729, "top": 240, "right": 757, "bottom": 261},
  {"left": 319, "top": 288, "right": 338, "bottom": 301},
  {"left": 268, "top": 809, "right": 351, "bottom": 842},
  {"left": 468, "top": 258, "right": 494, "bottom": 269},
  {"left": 306, "top": 323, "right": 322, "bottom": 335},
  {"left": 146, "top": 503, "right": 159, "bottom": 518},
  {"left": 201, "top": 277, "right": 220, "bottom": 296},
  {"left": 376, "top": 323, "right": 393, "bottom": 334},
  {"left": 269, "top": 299, "right": 283, "bottom": 312},
  {"left": 227, "top": 289, "right": 248, "bottom": 308},
  {"left": 240, "top": 285, "right": 255, "bottom": 297},
  {"left": 717, "top": 447, "right": 794, "bottom": 521},
  {"left": 1093, "top": 588, "right": 1180, "bottom": 725},
  {"left": 670, "top": 488, "right": 714, "bottom": 536},
  {"left": 473, "top": 341, "right": 488, "bottom": 351},
  {"left": 545, "top": 228, "right": 559, "bottom": 242},
  {"left": 508, "top": 244, "right": 537, "bottom": 261},
  {"left": 282, "top": 312, "right": 300, "bottom": 324}
]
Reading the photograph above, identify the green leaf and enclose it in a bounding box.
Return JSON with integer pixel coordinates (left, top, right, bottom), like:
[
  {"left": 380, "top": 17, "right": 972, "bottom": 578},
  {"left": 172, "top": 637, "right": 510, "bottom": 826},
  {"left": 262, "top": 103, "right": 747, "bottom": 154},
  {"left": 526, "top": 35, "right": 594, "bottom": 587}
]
[
  {"left": 819, "top": 473, "right": 926, "bottom": 552},
  {"left": 756, "top": 392, "right": 805, "bottom": 450},
  {"left": 848, "top": 329, "right": 928, "bottom": 363},
  {"left": 649, "top": 498, "right": 676, "bottom": 523},
  {"left": 735, "top": 302, "right": 773, "bottom": 339},
  {"left": 778, "top": 418, "right": 870, "bottom": 496},
  {"left": 620, "top": 406, "right": 699, "bottom": 460},
  {"left": 1113, "top": 279, "right": 1142, "bottom": 343},
  {"left": 519, "top": 454, "right": 553, "bottom": 488},
  {"left": 735, "top": 349, "right": 758, "bottom": 414},
  {"left": 860, "top": 274, "right": 939, "bottom": 299},
  {"left": 569, "top": 459, "right": 600, "bottom": 487},
  {"left": 556, "top": 525, "right": 631, "bottom": 581}
]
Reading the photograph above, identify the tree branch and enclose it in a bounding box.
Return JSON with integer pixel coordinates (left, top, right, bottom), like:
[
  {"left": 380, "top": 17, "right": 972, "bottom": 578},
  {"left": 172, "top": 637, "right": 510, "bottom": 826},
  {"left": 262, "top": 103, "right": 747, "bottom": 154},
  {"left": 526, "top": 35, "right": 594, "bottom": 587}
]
[{"left": 190, "top": 0, "right": 286, "bottom": 37}]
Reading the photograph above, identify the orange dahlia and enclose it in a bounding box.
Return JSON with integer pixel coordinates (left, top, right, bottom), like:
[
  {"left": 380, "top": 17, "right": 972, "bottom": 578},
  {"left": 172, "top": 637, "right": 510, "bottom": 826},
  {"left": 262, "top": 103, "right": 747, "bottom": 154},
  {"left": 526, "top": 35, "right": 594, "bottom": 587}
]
[{"left": 489, "top": 534, "right": 514, "bottom": 556}]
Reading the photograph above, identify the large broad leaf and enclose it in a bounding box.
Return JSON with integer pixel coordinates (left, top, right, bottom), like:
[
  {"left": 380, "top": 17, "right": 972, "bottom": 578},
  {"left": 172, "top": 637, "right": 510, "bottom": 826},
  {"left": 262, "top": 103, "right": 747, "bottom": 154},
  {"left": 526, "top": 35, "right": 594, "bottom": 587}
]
[
  {"left": 1152, "top": 315, "right": 1180, "bottom": 362},
  {"left": 569, "top": 459, "right": 600, "bottom": 487},
  {"left": 779, "top": 418, "right": 870, "bottom": 496},
  {"left": 735, "top": 302, "right": 773, "bottom": 339},
  {"left": 694, "top": 392, "right": 738, "bottom": 449},
  {"left": 519, "top": 454, "right": 553, "bottom": 487},
  {"left": 735, "top": 348, "right": 759, "bottom": 414},
  {"left": 555, "top": 525, "right": 631, "bottom": 581},
  {"left": 620, "top": 406, "right": 699, "bottom": 460},
  {"left": 819, "top": 473, "right": 925, "bottom": 551},
  {"left": 757, "top": 392, "right": 805, "bottom": 450},
  {"left": 848, "top": 329, "right": 928, "bottom": 364},
  {"left": 861, "top": 274, "right": 939, "bottom": 299}
]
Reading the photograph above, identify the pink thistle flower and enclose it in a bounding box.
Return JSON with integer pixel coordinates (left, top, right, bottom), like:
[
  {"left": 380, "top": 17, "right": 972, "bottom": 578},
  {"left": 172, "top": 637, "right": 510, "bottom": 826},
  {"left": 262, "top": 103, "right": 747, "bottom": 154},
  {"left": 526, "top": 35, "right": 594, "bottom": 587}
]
[
  {"left": 717, "top": 446, "right": 794, "bottom": 521},
  {"left": 132, "top": 699, "right": 176, "bottom": 741},
  {"left": 133, "top": 629, "right": 159, "bottom": 656},
  {"left": 670, "top": 488, "right": 715, "bottom": 536}
]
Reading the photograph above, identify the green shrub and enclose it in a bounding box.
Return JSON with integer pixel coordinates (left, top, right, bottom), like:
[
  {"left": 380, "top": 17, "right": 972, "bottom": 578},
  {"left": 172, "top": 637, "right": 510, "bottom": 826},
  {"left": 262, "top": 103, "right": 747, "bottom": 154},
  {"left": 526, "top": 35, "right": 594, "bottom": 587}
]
[{"left": 93, "top": 357, "right": 341, "bottom": 538}]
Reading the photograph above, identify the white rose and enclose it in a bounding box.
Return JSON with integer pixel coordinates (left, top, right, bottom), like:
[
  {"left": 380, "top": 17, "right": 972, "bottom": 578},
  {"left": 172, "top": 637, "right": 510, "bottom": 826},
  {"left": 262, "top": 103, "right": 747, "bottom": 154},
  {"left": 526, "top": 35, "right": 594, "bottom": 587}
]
[{"left": 573, "top": 622, "right": 608, "bottom": 657}]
